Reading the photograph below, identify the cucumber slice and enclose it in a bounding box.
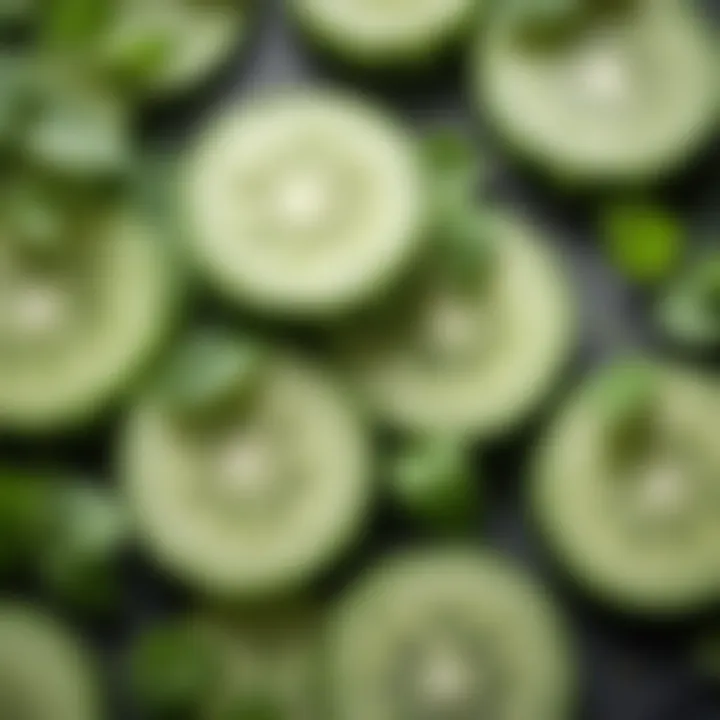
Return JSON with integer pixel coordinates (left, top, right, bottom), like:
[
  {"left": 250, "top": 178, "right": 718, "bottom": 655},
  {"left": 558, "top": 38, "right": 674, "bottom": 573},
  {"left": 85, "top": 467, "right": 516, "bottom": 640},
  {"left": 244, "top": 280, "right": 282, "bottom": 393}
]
[
  {"left": 475, "top": 0, "right": 719, "bottom": 183},
  {"left": 0, "top": 603, "right": 100, "bottom": 720},
  {"left": 327, "top": 549, "right": 574, "bottom": 720},
  {"left": 181, "top": 91, "right": 426, "bottom": 318},
  {"left": 0, "top": 200, "right": 178, "bottom": 432},
  {"left": 533, "top": 359, "right": 720, "bottom": 613},
  {"left": 122, "top": 341, "right": 372, "bottom": 596},
  {"left": 99, "top": 0, "right": 248, "bottom": 97},
  {"left": 291, "top": 0, "right": 480, "bottom": 67},
  {"left": 197, "top": 608, "right": 320, "bottom": 720},
  {"left": 336, "top": 210, "right": 575, "bottom": 436}
]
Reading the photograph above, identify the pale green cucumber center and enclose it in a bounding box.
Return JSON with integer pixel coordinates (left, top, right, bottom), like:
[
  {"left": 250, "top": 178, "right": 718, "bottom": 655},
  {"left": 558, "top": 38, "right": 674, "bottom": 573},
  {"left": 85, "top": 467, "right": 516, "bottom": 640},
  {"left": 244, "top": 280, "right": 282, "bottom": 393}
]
[
  {"left": 395, "top": 630, "right": 501, "bottom": 720},
  {"left": 235, "top": 143, "right": 365, "bottom": 253}
]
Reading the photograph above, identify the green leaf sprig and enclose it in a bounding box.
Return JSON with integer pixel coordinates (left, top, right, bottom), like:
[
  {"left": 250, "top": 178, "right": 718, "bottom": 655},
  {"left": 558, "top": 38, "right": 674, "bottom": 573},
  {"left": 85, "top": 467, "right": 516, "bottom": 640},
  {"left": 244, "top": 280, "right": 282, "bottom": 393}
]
[
  {"left": 656, "top": 252, "right": 720, "bottom": 352},
  {"left": 600, "top": 201, "right": 685, "bottom": 285},
  {"left": 389, "top": 437, "right": 480, "bottom": 533},
  {"left": 128, "top": 619, "right": 218, "bottom": 718}
]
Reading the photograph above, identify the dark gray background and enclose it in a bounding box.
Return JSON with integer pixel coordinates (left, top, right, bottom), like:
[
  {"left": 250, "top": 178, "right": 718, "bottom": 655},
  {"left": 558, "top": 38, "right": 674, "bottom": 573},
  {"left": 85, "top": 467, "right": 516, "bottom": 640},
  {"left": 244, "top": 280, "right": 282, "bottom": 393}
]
[{"left": 2, "top": 1, "right": 720, "bottom": 718}]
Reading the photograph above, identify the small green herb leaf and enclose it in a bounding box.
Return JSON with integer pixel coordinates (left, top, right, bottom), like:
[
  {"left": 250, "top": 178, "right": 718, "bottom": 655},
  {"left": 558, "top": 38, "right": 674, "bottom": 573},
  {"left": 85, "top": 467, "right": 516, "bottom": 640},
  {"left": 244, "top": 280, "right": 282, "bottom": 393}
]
[
  {"left": 656, "top": 253, "right": 720, "bottom": 351},
  {"left": 161, "top": 332, "right": 266, "bottom": 419},
  {"left": 99, "top": 29, "right": 175, "bottom": 91},
  {"left": 0, "top": 0, "right": 33, "bottom": 26},
  {"left": 39, "top": 482, "right": 129, "bottom": 610},
  {"left": 600, "top": 202, "right": 684, "bottom": 285},
  {"left": 593, "top": 359, "right": 659, "bottom": 464},
  {"left": 0, "top": 472, "right": 54, "bottom": 573},
  {"left": 129, "top": 621, "right": 217, "bottom": 716},
  {"left": 422, "top": 128, "right": 482, "bottom": 215},
  {"left": 216, "top": 694, "right": 284, "bottom": 720},
  {"left": 2, "top": 179, "right": 69, "bottom": 255},
  {"left": 40, "top": 0, "right": 111, "bottom": 50},
  {"left": 436, "top": 209, "right": 495, "bottom": 291},
  {"left": 0, "top": 56, "right": 32, "bottom": 147},
  {"left": 595, "top": 359, "right": 657, "bottom": 414},
  {"left": 506, "top": 0, "right": 583, "bottom": 45},
  {"left": 390, "top": 437, "right": 479, "bottom": 533},
  {"left": 24, "top": 91, "right": 132, "bottom": 178}
]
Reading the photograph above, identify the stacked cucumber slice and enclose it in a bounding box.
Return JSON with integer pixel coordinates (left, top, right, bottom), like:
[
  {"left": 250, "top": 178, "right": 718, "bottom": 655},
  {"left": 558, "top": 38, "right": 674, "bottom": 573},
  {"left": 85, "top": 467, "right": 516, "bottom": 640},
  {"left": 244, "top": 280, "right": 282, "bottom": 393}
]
[
  {"left": 122, "top": 337, "right": 372, "bottom": 596},
  {"left": 291, "top": 0, "right": 480, "bottom": 67},
  {"left": 337, "top": 209, "right": 575, "bottom": 435},
  {"left": 327, "top": 549, "right": 574, "bottom": 720},
  {"left": 0, "top": 604, "right": 100, "bottom": 720},
  {"left": 475, "top": 0, "right": 719, "bottom": 183},
  {"left": 534, "top": 360, "right": 720, "bottom": 613},
  {"left": 181, "top": 91, "right": 427, "bottom": 318},
  {"left": 0, "top": 201, "right": 178, "bottom": 431}
]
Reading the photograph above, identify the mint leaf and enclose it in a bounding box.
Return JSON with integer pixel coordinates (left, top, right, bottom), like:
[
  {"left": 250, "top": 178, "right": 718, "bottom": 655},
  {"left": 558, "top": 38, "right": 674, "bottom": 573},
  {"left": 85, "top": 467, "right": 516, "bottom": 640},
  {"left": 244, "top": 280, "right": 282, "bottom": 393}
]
[
  {"left": 98, "top": 29, "right": 175, "bottom": 91},
  {"left": 39, "top": 482, "right": 129, "bottom": 610},
  {"left": 24, "top": 89, "right": 132, "bottom": 177},
  {"left": 0, "top": 472, "right": 54, "bottom": 573},
  {"left": 600, "top": 202, "right": 684, "bottom": 284},
  {"left": 161, "top": 332, "right": 266, "bottom": 419},
  {"left": 41, "top": 0, "right": 111, "bottom": 50},
  {"left": 656, "top": 253, "right": 720, "bottom": 351},
  {"left": 2, "top": 178, "right": 72, "bottom": 257},
  {"left": 390, "top": 438, "right": 480, "bottom": 532},
  {"left": 129, "top": 621, "right": 217, "bottom": 716},
  {"left": 422, "top": 128, "right": 482, "bottom": 215},
  {"left": 0, "top": 55, "right": 32, "bottom": 147}
]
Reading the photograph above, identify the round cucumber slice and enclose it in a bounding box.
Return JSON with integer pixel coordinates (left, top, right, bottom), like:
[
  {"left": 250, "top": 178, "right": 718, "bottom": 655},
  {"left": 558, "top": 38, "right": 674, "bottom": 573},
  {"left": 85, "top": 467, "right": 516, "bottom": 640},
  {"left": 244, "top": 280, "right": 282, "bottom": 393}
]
[
  {"left": 533, "top": 359, "right": 720, "bottom": 614},
  {"left": 336, "top": 210, "right": 575, "bottom": 436},
  {"left": 327, "top": 549, "right": 574, "bottom": 720},
  {"left": 99, "top": 0, "right": 248, "bottom": 97},
  {"left": 0, "top": 603, "right": 101, "bottom": 720},
  {"left": 181, "top": 91, "right": 426, "bottom": 318},
  {"left": 0, "top": 200, "right": 178, "bottom": 432},
  {"left": 475, "top": 0, "right": 719, "bottom": 183},
  {"left": 291, "top": 0, "right": 480, "bottom": 68},
  {"left": 122, "top": 340, "right": 372, "bottom": 597},
  {"left": 198, "top": 608, "right": 320, "bottom": 720}
]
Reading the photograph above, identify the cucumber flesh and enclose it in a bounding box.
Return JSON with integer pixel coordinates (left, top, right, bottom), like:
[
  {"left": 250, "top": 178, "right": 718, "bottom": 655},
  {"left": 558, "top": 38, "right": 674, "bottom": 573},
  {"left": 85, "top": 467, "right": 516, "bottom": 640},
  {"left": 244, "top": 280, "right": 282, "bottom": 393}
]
[
  {"left": 476, "top": 0, "right": 719, "bottom": 183},
  {"left": 292, "top": 0, "right": 480, "bottom": 66},
  {"left": 337, "top": 211, "right": 575, "bottom": 436},
  {"left": 327, "top": 549, "right": 574, "bottom": 720},
  {"left": 0, "top": 204, "right": 178, "bottom": 432},
  {"left": 0, "top": 604, "right": 100, "bottom": 720},
  {"left": 182, "top": 91, "right": 426, "bottom": 318},
  {"left": 534, "top": 361, "right": 720, "bottom": 613},
  {"left": 123, "top": 346, "right": 371, "bottom": 597}
]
